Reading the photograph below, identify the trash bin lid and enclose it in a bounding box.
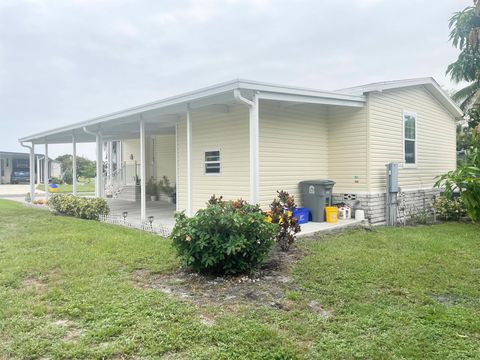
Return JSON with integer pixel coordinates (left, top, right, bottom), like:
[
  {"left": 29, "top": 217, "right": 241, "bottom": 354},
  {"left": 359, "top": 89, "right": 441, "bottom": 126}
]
[{"left": 300, "top": 180, "right": 336, "bottom": 186}]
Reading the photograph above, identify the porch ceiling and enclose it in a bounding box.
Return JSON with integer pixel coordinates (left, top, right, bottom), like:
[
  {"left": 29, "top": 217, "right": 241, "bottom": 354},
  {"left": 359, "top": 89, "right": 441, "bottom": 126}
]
[{"left": 19, "top": 79, "right": 366, "bottom": 145}]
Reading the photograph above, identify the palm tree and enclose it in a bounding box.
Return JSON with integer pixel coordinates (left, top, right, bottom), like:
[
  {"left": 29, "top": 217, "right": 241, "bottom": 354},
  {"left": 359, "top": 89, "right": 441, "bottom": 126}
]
[{"left": 447, "top": 2, "right": 480, "bottom": 110}]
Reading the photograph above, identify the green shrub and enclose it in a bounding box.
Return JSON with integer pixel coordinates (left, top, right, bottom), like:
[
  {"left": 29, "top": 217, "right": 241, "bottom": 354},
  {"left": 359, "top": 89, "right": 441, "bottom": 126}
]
[
  {"left": 146, "top": 177, "right": 157, "bottom": 196},
  {"left": 49, "top": 194, "right": 110, "bottom": 220},
  {"left": 433, "top": 196, "right": 467, "bottom": 221},
  {"left": 62, "top": 169, "right": 73, "bottom": 185},
  {"left": 171, "top": 196, "right": 277, "bottom": 275},
  {"left": 50, "top": 177, "right": 63, "bottom": 185},
  {"left": 435, "top": 128, "right": 480, "bottom": 222},
  {"left": 268, "top": 191, "right": 301, "bottom": 252}
]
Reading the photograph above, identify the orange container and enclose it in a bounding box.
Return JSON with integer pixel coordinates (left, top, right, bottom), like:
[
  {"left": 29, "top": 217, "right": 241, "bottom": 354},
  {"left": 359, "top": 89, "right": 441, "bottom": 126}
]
[{"left": 325, "top": 206, "right": 338, "bottom": 223}]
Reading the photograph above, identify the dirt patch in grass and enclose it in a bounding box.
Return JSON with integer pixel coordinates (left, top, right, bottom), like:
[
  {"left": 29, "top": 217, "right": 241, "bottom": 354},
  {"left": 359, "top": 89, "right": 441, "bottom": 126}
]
[
  {"left": 52, "top": 319, "right": 84, "bottom": 343},
  {"left": 132, "top": 246, "right": 330, "bottom": 318},
  {"left": 21, "top": 276, "right": 48, "bottom": 294}
]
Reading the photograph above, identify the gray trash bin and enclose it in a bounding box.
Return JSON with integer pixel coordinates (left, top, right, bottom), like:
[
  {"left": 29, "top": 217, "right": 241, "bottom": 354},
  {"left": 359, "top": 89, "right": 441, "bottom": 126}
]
[{"left": 299, "top": 180, "right": 336, "bottom": 222}]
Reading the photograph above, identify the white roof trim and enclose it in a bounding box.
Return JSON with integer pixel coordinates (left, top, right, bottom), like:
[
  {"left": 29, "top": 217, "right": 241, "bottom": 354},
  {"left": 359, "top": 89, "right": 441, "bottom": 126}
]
[
  {"left": 337, "top": 77, "right": 463, "bottom": 118},
  {"left": 19, "top": 79, "right": 366, "bottom": 143}
]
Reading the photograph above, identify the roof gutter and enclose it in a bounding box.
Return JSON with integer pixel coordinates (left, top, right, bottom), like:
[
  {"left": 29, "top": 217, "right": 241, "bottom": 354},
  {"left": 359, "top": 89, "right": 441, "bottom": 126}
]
[{"left": 233, "top": 89, "right": 255, "bottom": 107}]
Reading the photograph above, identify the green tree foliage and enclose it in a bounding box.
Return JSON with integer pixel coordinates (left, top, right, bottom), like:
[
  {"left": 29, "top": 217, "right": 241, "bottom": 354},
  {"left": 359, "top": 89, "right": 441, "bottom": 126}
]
[
  {"left": 447, "top": 2, "right": 480, "bottom": 110},
  {"left": 55, "top": 154, "right": 96, "bottom": 184},
  {"left": 436, "top": 127, "right": 480, "bottom": 222}
]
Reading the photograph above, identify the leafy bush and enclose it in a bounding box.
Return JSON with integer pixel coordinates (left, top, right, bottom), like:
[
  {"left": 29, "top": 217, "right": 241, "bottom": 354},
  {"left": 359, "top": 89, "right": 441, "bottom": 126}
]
[
  {"left": 62, "top": 169, "right": 73, "bottom": 185},
  {"left": 50, "top": 177, "right": 63, "bottom": 185},
  {"left": 433, "top": 196, "right": 467, "bottom": 221},
  {"left": 158, "top": 176, "right": 176, "bottom": 198},
  {"left": 49, "top": 194, "right": 109, "bottom": 220},
  {"left": 268, "top": 191, "right": 301, "bottom": 251},
  {"left": 435, "top": 128, "right": 480, "bottom": 222},
  {"left": 146, "top": 177, "right": 157, "bottom": 196},
  {"left": 171, "top": 196, "right": 277, "bottom": 275}
]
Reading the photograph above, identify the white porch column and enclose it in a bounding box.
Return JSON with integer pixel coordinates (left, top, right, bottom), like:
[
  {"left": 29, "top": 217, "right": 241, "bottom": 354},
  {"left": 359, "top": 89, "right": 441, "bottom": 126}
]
[
  {"left": 186, "top": 108, "right": 192, "bottom": 216},
  {"left": 36, "top": 156, "right": 41, "bottom": 184},
  {"left": 44, "top": 143, "right": 49, "bottom": 200},
  {"left": 175, "top": 124, "right": 179, "bottom": 212},
  {"left": 20, "top": 141, "right": 36, "bottom": 201},
  {"left": 29, "top": 144, "right": 35, "bottom": 202},
  {"left": 107, "top": 141, "right": 113, "bottom": 186},
  {"left": 140, "top": 118, "right": 146, "bottom": 222},
  {"left": 249, "top": 93, "right": 260, "bottom": 204},
  {"left": 95, "top": 132, "right": 103, "bottom": 197},
  {"left": 72, "top": 134, "right": 77, "bottom": 195}
]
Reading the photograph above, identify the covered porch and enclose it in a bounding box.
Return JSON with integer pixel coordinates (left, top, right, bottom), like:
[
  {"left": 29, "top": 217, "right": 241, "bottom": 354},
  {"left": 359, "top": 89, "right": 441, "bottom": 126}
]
[
  {"left": 105, "top": 198, "right": 176, "bottom": 235},
  {"left": 19, "top": 79, "right": 367, "bottom": 232}
]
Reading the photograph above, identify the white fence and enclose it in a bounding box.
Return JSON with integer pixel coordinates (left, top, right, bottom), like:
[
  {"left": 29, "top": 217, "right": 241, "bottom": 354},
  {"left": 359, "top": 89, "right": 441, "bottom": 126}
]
[{"left": 99, "top": 214, "right": 172, "bottom": 237}]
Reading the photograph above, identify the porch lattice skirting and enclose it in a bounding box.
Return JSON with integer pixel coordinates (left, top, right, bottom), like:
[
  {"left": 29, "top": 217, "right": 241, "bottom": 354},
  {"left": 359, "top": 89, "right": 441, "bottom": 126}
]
[{"left": 99, "top": 214, "right": 171, "bottom": 236}]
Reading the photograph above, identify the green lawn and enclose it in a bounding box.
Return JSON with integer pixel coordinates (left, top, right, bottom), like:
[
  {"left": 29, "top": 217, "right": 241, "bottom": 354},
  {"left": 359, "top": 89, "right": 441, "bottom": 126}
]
[
  {"left": 0, "top": 200, "right": 479, "bottom": 359},
  {"left": 36, "top": 181, "right": 95, "bottom": 194}
]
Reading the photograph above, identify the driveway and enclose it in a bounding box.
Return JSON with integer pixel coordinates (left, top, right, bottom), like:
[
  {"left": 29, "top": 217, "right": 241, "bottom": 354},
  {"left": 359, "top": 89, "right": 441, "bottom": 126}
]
[{"left": 0, "top": 184, "right": 45, "bottom": 198}]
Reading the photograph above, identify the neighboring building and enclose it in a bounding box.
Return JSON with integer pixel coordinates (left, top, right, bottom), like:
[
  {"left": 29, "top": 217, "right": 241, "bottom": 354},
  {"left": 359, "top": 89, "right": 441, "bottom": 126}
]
[
  {"left": 0, "top": 151, "right": 58, "bottom": 184},
  {"left": 19, "top": 77, "right": 462, "bottom": 224}
]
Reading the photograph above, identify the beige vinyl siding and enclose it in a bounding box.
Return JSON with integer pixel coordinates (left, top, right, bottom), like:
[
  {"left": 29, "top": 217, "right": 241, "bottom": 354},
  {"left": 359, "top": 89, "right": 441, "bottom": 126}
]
[
  {"left": 258, "top": 102, "right": 328, "bottom": 208},
  {"left": 368, "top": 86, "right": 457, "bottom": 192},
  {"left": 153, "top": 134, "right": 176, "bottom": 183},
  {"left": 177, "top": 104, "right": 250, "bottom": 213},
  {"left": 123, "top": 139, "right": 140, "bottom": 164},
  {"left": 327, "top": 106, "right": 368, "bottom": 193},
  {"left": 122, "top": 135, "right": 176, "bottom": 183},
  {"left": 122, "top": 139, "right": 140, "bottom": 184}
]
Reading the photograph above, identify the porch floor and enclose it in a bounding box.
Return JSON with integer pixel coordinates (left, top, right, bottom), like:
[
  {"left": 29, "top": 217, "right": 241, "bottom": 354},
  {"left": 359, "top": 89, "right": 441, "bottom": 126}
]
[
  {"left": 107, "top": 199, "right": 176, "bottom": 232},
  {"left": 105, "top": 198, "right": 364, "bottom": 238},
  {"left": 297, "top": 218, "right": 365, "bottom": 238}
]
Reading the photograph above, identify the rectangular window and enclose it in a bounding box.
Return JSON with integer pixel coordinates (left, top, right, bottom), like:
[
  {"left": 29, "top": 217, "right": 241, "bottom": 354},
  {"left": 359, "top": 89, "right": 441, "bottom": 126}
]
[
  {"left": 204, "top": 150, "right": 220, "bottom": 174},
  {"left": 404, "top": 111, "right": 416, "bottom": 165}
]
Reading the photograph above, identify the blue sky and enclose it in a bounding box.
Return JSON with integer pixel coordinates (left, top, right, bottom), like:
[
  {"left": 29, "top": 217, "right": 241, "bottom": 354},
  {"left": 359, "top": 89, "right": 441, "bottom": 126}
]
[{"left": 0, "top": 0, "right": 468, "bottom": 159}]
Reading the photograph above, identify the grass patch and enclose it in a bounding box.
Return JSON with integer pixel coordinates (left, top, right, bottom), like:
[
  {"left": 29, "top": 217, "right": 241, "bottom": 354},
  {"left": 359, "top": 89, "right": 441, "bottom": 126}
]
[
  {"left": 0, "top": 199, "right": 479, "bottom": 359},
  {"left": 36, "top": 178, "right": 95, "bottom": 194}
]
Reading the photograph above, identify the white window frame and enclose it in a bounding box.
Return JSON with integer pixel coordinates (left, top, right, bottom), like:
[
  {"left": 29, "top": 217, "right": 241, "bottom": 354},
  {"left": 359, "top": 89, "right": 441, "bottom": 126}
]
[
  {"left": 403, "top": 110, "right": 417, "bottom": 168},
  {"left": 204, "top": 149, "right": 221, "bottom": 175}
]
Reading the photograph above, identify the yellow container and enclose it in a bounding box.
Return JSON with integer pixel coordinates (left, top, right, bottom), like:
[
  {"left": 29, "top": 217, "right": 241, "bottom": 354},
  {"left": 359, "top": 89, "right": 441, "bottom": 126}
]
[{"left": 325, "top": 206, "right": 338, "bottom": 223}]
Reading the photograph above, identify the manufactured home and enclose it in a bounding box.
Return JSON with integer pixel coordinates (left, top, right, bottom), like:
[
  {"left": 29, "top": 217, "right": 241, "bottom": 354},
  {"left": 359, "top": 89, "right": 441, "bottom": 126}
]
[
  {"left": 0, "top": 151, "right": 59, "bottom": 185},
  {"left": 19, "top": 77, "right": 461, "bottom": 224}
]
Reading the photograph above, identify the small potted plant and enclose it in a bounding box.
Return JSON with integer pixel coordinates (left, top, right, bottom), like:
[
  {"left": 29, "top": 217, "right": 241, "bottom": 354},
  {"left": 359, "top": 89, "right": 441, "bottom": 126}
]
[
  {"left": 146, "top": 177, "right": 158, "bottom": 201},
  {"left": 158, "top": 176, "right": 176, "bottom": 204}
]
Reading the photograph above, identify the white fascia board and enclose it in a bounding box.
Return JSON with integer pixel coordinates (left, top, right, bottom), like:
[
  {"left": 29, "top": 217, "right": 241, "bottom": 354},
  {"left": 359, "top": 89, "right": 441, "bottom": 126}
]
[
  {"left": 19, "top": 78, "right": 366, "bottom": 144},
  {"left": 257, "top": 91, "right": 365, "bottom": 107},
  {"left": 238, "top": 79, "right": 366, "bottom": 103},
  {"left": 337, "top": 77, "right": 463, "bottom": 118},
  {"left": 19, "top": 79, "right": 242, "bottom": 143},
  {"left": 336, "top": 77, "right": 435, "bottom": 94}
]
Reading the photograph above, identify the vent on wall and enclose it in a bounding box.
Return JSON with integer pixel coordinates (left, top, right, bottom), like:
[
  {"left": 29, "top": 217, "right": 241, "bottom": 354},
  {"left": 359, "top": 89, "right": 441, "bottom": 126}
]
[{"left": 343, "top": 194, "right": 357, "bottom": 201}]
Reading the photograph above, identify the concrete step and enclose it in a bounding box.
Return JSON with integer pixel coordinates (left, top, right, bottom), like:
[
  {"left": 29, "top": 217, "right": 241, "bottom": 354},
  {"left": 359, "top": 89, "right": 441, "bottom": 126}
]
[{"left": 115, "top": 185, "right": 141, "bottom": 201}]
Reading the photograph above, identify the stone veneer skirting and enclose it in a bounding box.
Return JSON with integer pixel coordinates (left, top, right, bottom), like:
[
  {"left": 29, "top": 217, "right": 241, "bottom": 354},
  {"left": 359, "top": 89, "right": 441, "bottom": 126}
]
[{"left": 333, "top": 188, "right": 442, "bottom": 225}]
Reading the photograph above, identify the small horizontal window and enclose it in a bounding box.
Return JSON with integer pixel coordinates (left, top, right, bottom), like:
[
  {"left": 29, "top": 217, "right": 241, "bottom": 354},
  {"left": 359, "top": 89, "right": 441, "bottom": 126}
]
[{"left": 204, "top": 150, "right": 220, "bottom": 174}]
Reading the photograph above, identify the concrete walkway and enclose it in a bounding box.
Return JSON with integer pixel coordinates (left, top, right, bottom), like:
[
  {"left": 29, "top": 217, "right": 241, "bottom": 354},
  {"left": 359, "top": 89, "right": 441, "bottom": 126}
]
[
  {"left": 106, "top": 199, "right": 177, "bottom": 231},
  {"left": 297, "top": 218, "right": 364, "bottom": 238},
  {"left": 104, "top": 198, "right": 363, "bottom": 237}
]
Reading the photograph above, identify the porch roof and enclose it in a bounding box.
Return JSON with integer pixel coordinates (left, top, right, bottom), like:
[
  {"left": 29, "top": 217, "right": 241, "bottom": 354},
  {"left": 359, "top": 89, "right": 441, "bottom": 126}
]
[{"left": 19, "top": 79, "right": 366, "bottom": 145}]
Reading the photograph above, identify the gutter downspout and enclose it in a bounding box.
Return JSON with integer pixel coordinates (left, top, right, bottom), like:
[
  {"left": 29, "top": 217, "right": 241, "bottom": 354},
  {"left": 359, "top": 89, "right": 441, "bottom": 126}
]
[
  {"left": 234, "top": 89, "right": 260, "bottom": 204},
  {"left": 83, "top": 126, "right": 103, "bottom": 197},
  {"left": 20, "top": 141, "right": 36, "bottom": 202}
]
